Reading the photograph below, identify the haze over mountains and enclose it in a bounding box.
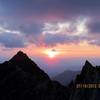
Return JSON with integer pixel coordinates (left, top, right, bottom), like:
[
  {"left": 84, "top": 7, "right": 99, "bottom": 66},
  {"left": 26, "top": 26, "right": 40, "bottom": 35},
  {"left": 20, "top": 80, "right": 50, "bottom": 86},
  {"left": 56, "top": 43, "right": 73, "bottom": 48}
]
[
  {"left": 0, "top": 51, "right": 100, "bottom": 100},
  {"left": 53, "top": 70, "right": 80, "bottom": 85}
]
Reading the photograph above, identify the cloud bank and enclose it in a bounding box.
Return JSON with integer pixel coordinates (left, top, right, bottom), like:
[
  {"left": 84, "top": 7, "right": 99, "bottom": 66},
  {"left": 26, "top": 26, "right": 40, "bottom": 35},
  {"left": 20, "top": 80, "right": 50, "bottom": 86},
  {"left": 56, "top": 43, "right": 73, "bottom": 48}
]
[{"left": 0, "top": 0, "right": 100, "bottom": 48}]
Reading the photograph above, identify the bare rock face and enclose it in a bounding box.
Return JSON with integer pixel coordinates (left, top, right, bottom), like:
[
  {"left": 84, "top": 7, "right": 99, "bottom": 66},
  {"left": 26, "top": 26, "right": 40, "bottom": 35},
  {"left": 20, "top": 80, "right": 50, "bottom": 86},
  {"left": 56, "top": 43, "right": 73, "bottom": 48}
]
[
  {"left": 0, "top": 51, "right": 70, "bottom": 100},
  {"left": 69, "top": 60, "right": 100, "bottom": 100}
]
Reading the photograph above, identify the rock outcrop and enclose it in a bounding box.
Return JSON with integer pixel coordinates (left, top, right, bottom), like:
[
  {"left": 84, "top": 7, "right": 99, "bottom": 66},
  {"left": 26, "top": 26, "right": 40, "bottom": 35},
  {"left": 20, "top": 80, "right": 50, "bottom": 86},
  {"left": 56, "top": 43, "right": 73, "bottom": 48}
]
[{"left": 69, "top": 60, "right": 100, "bottom": 100}]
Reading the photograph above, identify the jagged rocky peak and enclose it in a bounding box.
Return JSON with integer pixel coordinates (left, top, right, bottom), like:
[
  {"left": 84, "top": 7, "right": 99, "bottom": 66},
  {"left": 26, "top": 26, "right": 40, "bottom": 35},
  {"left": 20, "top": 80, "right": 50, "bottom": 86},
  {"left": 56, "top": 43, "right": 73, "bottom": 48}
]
[
  {"left": 69, "top": 64, "right": 100, "bottom": 100},
  {"left": 84, "top": 60, "right": 93, "bottom": 67},
  {"left": 81, "top": 60, "right": 94, "bottom": 73},
  {"left": 74, "top": 60, "right": 96, "bottom": 83},
  {"left": 9, "top": 51, "right": 50, "bottom": 80},
  {"left": 10, "top": 51, "right": 30, "bottom": 62}
]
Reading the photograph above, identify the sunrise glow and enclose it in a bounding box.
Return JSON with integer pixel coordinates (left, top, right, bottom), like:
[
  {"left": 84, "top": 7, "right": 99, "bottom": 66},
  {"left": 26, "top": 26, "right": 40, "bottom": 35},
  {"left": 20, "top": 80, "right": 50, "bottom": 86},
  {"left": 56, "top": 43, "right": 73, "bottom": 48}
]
[
  {"left": 0, "top": 0, "right": 100, "bottom": 77},
  {"left": 44, "top": 49, "right": 60, "bottom": 58}
]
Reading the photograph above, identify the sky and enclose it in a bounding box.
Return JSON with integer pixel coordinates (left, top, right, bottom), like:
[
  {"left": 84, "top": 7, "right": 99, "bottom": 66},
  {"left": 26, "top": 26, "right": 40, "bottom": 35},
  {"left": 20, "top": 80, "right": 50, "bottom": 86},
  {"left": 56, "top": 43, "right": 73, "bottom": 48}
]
[{"left": 0, "top": 0, "right": 100, "bottom": 76}]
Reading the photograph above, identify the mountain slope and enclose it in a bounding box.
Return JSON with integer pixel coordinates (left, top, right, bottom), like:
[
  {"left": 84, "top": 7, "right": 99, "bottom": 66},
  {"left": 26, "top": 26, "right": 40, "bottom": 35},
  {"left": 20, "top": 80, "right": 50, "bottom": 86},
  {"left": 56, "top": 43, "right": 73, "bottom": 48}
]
[
  {"left": 0, "top": 51, "right": 70, "bottom": 100},
  {"left": 53, "top": 70, "right": 80, "bottom": 85}
]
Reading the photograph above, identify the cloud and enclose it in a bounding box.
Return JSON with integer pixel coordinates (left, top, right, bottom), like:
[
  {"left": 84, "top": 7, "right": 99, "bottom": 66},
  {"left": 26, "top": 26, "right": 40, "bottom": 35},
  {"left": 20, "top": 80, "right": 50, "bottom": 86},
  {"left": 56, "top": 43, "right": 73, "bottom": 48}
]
[
  {"left": 0, "top": 26, "right": 27, "bottom": 48},
  {"left": 0, "top": 22, "right": 43, "bottom": 35},
  {"left": 0, "top": 0, "right": 100, "bottom": 48},
  {"left": 88, "top": 21, "right": 100, "bottom": 34},
  {"left": 0, "top": 26, "right": 21, "bottom": 35},
  {"left": 0, "top": 17, "right": 100, "bottom": 48},
  {"left": 19, "top": 23, "right": 43, "bottom": 35},
  {"left": 0, "top": 32, "right": 26, "bottom": 48},
  {"left": 42, "top": 17, "right": 88, "bottom": 36},
  {"left": 42, "top": 22, "right": 71, "bottom": 35},
  {"left": 43, "top": 34, "right": 80, "bottom": 46},
  {"left": 0, "top": 0, "right": 100, "bottom": 21},
  {"left": 37, "top": 18, "right": 89, "bottom": 46},
  {"left": 0, "top": 23, "right": 44, "bottom": 48},
  {"left": 87, "top": 37, "right": 100, "bottom": 46}
]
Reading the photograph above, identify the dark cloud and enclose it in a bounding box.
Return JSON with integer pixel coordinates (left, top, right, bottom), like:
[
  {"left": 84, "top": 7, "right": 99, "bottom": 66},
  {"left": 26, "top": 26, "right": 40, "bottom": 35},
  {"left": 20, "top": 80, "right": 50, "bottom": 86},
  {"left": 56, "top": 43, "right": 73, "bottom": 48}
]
[
  {"left": 88, "top": 38, "right": 100, "bottom": 46},
  {"left": 88, "top": 21, "right": 100, "bottom": 33},
  {"left": 0, "top": 0, "right": 100, "bottom": 48},
  {"left": 42, "top": 34, "right": 87, "bottom": 46},
  {"left": 19, "top": 24, "right": 43, "bottom": 35},
  {"left": 0, "top": 33, "right": 25, "bottom": 48},
  {"left": 0, "top": 0, "right": 100, "bottom": 20},
  {"left": 0, "top": 22, "right": 43, "bottom": 35}
]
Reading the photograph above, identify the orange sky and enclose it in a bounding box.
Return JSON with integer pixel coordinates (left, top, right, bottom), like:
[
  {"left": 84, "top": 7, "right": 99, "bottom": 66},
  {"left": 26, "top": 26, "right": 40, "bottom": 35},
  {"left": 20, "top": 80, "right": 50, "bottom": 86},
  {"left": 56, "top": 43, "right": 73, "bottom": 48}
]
[{"left": 1, "top": 42, "right": 100, "bottom": 60}]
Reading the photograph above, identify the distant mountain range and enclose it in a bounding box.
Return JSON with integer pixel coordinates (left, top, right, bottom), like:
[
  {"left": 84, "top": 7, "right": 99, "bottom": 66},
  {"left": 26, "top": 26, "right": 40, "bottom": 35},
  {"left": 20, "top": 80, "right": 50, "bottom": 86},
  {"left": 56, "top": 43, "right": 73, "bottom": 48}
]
[
  {"left": 0, "top": 51, "right": 100, "bottom": 100},
  {"left": 52, "top": 70, "right": 80, "bottom": 85}
]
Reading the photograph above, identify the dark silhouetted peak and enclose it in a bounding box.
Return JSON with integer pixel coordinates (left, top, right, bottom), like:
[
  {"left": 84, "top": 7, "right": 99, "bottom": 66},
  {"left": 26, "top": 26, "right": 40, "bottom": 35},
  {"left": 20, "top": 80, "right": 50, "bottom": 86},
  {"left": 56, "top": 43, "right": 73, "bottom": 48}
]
[
  {"left": 0, "top": 51, "right": 70, "bottom": 100},
  {"left": 10, "top": 51, "right": 29, "bottom": 62},
  {"left": 9, "top": 51, "right": 50, "bottom": 80},
  {"left": 69, "top": 62, "right": 100, "bottom": 100},
  {"left": 81, "top": 60, "right": 94, "bottom": 74},
  {"left": 17, "top": 51, "right": 26, "bottom": 55},
  {"left": 74, "top": 60, "right": 95, "bottom": 83},
  {"left": 84, "top": 60, "right": 93, "bottom": 67}
]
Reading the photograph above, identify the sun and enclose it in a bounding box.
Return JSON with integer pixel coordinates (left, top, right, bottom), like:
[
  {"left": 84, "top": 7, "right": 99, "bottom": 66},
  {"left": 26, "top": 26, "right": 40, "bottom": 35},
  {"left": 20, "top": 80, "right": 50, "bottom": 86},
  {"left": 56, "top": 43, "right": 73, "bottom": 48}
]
[{"left": 45, "top": 49, "right": 59, "bottom": 58}]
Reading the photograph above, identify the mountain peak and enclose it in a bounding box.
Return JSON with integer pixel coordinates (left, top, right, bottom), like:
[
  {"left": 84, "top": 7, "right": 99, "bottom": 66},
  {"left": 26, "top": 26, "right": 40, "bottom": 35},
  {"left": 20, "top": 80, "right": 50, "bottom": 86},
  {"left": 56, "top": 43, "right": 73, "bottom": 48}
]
[
  {"left": 85, "top": 60, "right": 92, "bottom": 66},
  {"left": 17, "top": 51, "right": 25, "bottom": 55},
  {"left": 80, "top": 60, "right": 94, "bottom": 78},
  {"left": 82, "top": 60, "right": 93, "bottom": 71},
  {"left": 10, "top": 51, "right": 29, "bottom": 62}
]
